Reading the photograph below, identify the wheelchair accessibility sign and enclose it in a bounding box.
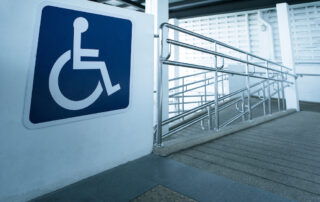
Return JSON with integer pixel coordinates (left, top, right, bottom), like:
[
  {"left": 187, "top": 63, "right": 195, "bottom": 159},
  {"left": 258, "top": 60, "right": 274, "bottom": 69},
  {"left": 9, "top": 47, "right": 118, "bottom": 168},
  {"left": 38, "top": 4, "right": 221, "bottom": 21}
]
[{"left": 24, "top": 4, "right": 133, "bottom": 128}]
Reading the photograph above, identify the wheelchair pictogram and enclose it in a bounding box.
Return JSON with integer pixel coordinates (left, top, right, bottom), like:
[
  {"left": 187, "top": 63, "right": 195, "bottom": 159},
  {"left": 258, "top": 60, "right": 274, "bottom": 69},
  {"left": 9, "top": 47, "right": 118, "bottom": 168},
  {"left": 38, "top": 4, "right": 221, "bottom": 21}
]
[{"left": 49, "top": 17, "right": 121, "bottom": 111}]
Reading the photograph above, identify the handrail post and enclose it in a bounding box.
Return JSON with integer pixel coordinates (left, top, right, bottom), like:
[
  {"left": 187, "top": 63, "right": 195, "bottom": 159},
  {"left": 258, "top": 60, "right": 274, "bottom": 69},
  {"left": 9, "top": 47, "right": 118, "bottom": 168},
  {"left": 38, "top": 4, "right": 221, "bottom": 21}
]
[
  {"left": 204, "top": 73, "right": 207, "bottom": 103},
  {"left": 214, "top": 42, "right": 219, "bottom": 131},
  {"left": 221, "top": 73, "right": 225, "bottom": 102},
  {"left": 241, "top": 92, "right": 246, "bottom": 121},
  {"left": 266, "top": 62, "right": 272, "bottom": 115},
  {"left": 182, "top": 77, "right": 185, "bottom": 119},
  {"left": 208, "top": 106, "right": 213, "bottom": 130},
  {"left": 245, "top": 54, "right": 252, "bottom": 120},
  {"left": 280, "top": 66, "right": 286, "bottom": 111},
  {"left": 156, "top": 26, "right": 165, "bottom": 147},
  {"left": 277, "top": 73, "right": 281, "bottom": 112},
  {"left": 262, "top": 82, "right": 266, "bottom": 116},
  {"left": 201, "top": 96, "right": 205, "bottom": 130}
]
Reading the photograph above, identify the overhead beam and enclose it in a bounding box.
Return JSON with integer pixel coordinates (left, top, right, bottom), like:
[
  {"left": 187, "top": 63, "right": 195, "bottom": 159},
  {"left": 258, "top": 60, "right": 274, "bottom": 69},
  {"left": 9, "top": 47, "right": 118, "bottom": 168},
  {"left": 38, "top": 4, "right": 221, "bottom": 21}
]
[
  {"left": 170, "top": 0, "right": 227, "bottom": 10},
  {"left": 170, "top": 0, "right": 320, "bottom": 19},
  {"left": 118, "top": 0, "right": 145, "bottom": 10}
]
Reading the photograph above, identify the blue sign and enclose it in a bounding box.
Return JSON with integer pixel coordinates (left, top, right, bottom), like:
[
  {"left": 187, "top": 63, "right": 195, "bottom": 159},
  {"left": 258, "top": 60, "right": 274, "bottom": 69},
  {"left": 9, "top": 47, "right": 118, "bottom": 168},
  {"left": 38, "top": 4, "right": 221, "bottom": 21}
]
[{"left": 25, "top": 5, "right": 132, "bottom": 127}]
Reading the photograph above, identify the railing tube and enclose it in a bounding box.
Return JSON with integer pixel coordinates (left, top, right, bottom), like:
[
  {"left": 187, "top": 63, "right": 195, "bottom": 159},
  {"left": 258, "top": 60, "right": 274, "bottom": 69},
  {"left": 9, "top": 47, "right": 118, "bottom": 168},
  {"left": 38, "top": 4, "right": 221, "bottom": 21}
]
[
  {"left": 156, "top": 26, "right": 165, "bottom": 147},
  {"left": 245, "top": 54, "right": 252, "bottom": 120},
  {"left": 201, "top": 96, "right": 205, "bottom": 130},
  {"left": 262, "top": 82, "right": 266, "bottom": 116},
  {"left": 241, "top": 92, "right": 246, "bottom": 121},
  {"left": 266, "top": 62, "right": 272, "bottom": 115},
  {"left": 208, "top": 106, "right": 213, "bottom": 130},
  {"left": 182, "top": 78, "right": 185, "bottom": 117},
  {"left": 214, "top": 43, "right": 219, "bottom": 131},
  {"left": 277, "top": 74, "right": 281, "bottom": 112},
  {"left": 204, "top": 73, "right": 207, "bottom": 103},
  {"left": 221, "top": 74, "right": 225, "bottom": 102}
]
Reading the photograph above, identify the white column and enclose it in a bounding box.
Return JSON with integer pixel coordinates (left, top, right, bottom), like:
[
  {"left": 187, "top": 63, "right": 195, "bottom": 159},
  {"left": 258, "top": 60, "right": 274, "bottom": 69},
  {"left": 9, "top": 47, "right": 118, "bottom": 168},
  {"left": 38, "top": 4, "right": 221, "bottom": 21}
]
[
  {"left": 145, "top": 0, "right": 169, "bottom": 132},
  {"left": 276, "top": 3, "right": 300, "bottom": 111}
]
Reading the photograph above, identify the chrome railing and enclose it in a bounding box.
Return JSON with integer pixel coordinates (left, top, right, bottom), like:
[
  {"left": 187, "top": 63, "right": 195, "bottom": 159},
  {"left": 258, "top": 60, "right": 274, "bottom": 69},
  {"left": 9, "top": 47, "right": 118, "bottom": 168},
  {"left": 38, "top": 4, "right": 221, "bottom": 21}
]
[
  {"left": 155, "top": 23, "right": 296, "bottom": 147},
  {"left": 168, "top": 71, "right": 228, "bottom": 117}
]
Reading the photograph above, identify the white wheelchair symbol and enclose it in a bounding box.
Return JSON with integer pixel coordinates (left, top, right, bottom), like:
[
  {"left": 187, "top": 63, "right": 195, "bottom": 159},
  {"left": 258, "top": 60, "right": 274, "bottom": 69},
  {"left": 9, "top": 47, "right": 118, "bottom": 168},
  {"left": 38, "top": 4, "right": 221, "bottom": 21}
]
[{"left": 49, "top": 17, "right": 120, "bottom": 110}]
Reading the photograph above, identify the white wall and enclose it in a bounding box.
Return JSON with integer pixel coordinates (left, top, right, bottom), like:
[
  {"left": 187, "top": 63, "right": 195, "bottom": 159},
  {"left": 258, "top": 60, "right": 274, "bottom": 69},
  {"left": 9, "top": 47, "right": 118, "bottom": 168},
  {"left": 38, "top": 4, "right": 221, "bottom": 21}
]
[
  {"left": 296, "top": 64, "right": 320, "bottom": 102},
  {"left": 0, "top": 0, "right": 154, "bottom": 201},
  {"left": 177, "top": 2, "right": 320, "bottom": 104}
]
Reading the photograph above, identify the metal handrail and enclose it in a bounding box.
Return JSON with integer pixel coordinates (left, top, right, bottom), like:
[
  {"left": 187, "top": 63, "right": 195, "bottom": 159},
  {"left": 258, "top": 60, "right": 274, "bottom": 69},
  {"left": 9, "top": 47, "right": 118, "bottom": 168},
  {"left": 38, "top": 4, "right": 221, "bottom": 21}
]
[
  {"left": 169, "top": 71, "right": 210, "bottom": 81},
  {"left": 155, "top": 23, "right": 296, "bottom": 146},
  {"left": 166, "top": 39, "right": 295, "bottom": 77},
  {"left": 163, "top": 78, "right": 274, "bottom": 126},
  {"left": 161, "top": 23, "right": 293, "bottom": 72},
  {"left": 163, "top": 60, "right": 293, "bottom": 83}
]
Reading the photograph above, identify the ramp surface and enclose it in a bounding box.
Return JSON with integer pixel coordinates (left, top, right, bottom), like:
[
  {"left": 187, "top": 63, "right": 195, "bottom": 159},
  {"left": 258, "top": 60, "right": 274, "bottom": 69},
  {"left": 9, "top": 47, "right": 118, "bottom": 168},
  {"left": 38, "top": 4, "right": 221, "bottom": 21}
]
[{"left": 170, "top": 111, "right": 320, "bottom": 201}]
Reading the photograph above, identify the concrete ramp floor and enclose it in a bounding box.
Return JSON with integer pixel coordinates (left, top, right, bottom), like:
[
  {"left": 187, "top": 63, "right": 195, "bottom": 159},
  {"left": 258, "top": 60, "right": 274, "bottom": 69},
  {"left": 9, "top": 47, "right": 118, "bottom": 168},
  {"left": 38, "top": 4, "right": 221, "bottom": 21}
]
[{"left": 170, "top": 111, "right": 320, "bottom": 201}]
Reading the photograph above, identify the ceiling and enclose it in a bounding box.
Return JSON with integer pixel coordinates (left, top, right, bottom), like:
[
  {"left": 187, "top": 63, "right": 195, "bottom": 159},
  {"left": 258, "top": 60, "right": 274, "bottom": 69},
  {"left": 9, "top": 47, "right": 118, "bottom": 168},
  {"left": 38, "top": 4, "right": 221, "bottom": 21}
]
[{"left": 91, "top": 0, "right": 320, "bottom": 19}]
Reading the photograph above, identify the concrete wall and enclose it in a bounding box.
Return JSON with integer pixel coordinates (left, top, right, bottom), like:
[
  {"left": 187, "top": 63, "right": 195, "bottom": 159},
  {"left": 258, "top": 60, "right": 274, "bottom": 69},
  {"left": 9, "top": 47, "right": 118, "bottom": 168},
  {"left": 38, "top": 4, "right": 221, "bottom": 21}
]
[{"left": 0, "top": 0, "right": 154, "bottom": 201}]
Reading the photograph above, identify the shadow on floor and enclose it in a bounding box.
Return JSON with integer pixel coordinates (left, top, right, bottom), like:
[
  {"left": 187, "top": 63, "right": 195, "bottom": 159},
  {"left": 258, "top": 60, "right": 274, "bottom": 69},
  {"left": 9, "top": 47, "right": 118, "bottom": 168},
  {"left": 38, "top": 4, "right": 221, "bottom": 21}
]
[{"left": 32, "top": 155, "right": 292, "bottom": 202}]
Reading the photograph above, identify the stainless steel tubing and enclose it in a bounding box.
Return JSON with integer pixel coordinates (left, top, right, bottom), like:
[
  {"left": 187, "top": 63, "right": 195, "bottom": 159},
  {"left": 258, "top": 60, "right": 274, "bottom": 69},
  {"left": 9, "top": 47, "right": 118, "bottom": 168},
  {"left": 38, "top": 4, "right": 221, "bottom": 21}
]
[
  {"left": 169, "top": 81, "right": 216, "bottom": 98},
  {"left": 241, "top": 92, "right": 246, "bottom": 121},
  {"left": 201, "top": 96, "right": 205, "bottom": 129},
  {"left": 220, "top": 110, "right": 248, "bottom": 128},
  {"left": 166, "top": 39, "right": 295, "bottom": 77},
  {"left": 218, "top": 97, "right": 243, "bottom": 112},
  {"left": 163, "top": 60, "right": 293, "bottom": 84},
  {"left": 262, "top": 82, "right": 266, "bottom": 116},
  {"left": 208, "top": 106, "right": 213, "bottom": 130},
  {"left": 156, "top": 27, "right": 164, "bottom": 147},
  {"left": 205, "top": 73, "right": 207, "bottom": 103},
  {"left": 277, "top": 74, "right": 281, "bottom": 112},
  {"left": 161, "top": 23, "right": 292, "bottom": 72},
  {"left": 163, "top": 113, "right": 208, "bottom": 138},
  {"left": 163, "top": 78, "right": 276, "bottom": 126},
  {"left": 182, "top": 78, "right": 185, "bottom": 115},
  {"left": 162, "top": 99, "right": 216, "bottom": 125},
  {"left": 169, "top": 76, "right": 213, "bottom": 91},
  {"left": 214, "top": 43, "right": 219, "bottom": 131},
  {"left": 252, "top": 98, "right": 267, "bottom": 109},
  {"left": 169, "top": 71, "right": 208, "bottom": 81},
  {"left": 245, "top": 54, "right": 252, "bottom": 120},
  {"left": 266, "top": 63, "right": 272, "bottom": 115}
]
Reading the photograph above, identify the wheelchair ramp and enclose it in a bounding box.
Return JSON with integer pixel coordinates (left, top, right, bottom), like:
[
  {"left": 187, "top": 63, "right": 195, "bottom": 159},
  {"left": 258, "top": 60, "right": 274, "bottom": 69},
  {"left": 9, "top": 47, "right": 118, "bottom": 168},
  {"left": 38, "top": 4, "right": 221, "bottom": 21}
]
[{"left": 170, "top": 111, "right": 320, "bottom": 201}]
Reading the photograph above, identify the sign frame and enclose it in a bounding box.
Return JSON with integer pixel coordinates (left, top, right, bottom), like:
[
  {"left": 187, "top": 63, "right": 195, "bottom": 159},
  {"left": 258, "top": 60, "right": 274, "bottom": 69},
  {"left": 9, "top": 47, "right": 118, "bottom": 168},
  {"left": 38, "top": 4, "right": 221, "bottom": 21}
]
[{"left": 23, "top": 1, "right": 135, "bottom": 129}]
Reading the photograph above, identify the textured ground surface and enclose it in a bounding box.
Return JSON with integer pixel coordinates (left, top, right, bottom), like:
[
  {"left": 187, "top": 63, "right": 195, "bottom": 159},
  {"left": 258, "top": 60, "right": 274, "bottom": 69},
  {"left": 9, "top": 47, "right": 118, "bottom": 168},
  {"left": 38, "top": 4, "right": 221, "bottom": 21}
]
[
  {"left": 32, "top": 155, "right": 292, "bottom": 202},
  {"left": 131, "top": 185, "right": 197, "bottom": 202},
  {"left": 170, "top": 111, "right": 320, "bottom": 202},
  {"left": 32, "top": 101, "right": 320, "bottom": 202}
]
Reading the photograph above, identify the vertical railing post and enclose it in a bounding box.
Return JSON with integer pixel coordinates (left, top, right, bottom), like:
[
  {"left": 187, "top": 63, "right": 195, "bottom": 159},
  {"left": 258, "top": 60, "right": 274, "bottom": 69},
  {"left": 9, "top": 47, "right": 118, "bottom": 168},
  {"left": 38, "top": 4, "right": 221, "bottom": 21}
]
[
  {"left": 208, "top": 106, "right": 213, "bottom": 130},
  {"left": 266, "top": 62, "right": 272, "bottom": 115},
  {"left": 156, "top": 27, "right": 164, "bottom": 147},
  {"left": 204, "top": 73, "right": 207, "bottom": 103},
  {"left": 280, "top": 66, "right": 286, "bottom": 111},
  {"left": 277, "top": 73, "right": 281, "bottom": 112},
  {"left": 182, "top": 77, "right": 185, "bottom": 119},
  {"left": 262, "top": 82, "right": 266, "bottom": 116},
  {"left": 201, "top": 96, "right": 205, "bottom": 130},
  {"left": 214, "top": 42, "right": 219, "bottom": 131},
  {"left": 177, "top": 96, "right": 180, "bottom": 115},
  {"left": 221, "top": 73, "right": 225, "bottom": 102},
  {"left": 241, "top": 92, "right": 246, "bottom": 121},
  {"left": 245, "top": 54, "right": 252, "bottom": 120}
]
